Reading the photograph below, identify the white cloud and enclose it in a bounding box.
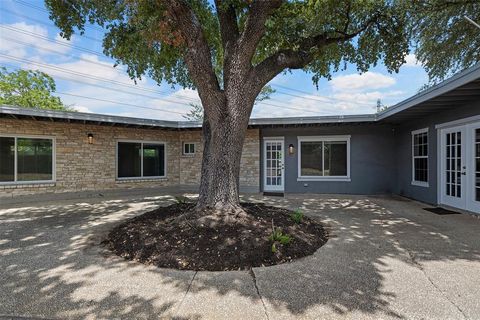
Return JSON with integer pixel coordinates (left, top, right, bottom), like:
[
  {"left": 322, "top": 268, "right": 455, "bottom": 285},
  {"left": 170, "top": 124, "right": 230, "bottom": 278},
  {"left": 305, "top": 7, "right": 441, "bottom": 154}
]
[
  {"left": 0, "top": 22, "right": 73, "bottom": 62},
  {"left": 403, "top": 53, "right": 421, "bottom": 67},
  {"left": 330, "top": 72, "right": 396, "bottom": 91},
  {"left": 73, "top": 105, "right": 92, "bottom": 113}
]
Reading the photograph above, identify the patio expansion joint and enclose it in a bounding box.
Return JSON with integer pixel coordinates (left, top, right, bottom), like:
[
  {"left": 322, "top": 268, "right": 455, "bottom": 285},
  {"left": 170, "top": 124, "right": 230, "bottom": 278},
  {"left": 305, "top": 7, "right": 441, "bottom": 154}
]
[
  {"left": 173, "top": 270, "right": 197, "bottom": 316},
  {"left": 402, "top": 245, "right": 467, "bottom": 319},
  {"left": 250, "top": 268, "right": 270, "bottom": 320}
]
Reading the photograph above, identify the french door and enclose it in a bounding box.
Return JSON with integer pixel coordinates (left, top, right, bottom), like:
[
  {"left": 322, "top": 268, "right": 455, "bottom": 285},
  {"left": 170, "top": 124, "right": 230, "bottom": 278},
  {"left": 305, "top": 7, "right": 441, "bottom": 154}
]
[
  {"left": 467, "top": 123, "right": 480, "bottom": 212},
  {"left": 439, "top": 121, "right": 480, "bottom": 213},
  {"left": 263, "top": 138, "right": 285, "bottom": 192}
]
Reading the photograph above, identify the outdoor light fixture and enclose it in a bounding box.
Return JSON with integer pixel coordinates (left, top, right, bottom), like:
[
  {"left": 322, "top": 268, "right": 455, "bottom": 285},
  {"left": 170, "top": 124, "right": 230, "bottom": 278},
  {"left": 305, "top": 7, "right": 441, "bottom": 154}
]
[
  {"left": 288, "top": 144, "right": 295, "bottom": 155},
  {"left": 87, "top": 133, "right": 94, "bottom": 144}
]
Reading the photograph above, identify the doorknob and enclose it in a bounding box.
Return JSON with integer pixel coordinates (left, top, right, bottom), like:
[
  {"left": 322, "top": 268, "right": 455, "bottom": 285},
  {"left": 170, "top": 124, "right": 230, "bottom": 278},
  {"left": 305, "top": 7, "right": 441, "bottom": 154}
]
[{"left": 461, "top": 172, "right": 466, "bottom": 175}]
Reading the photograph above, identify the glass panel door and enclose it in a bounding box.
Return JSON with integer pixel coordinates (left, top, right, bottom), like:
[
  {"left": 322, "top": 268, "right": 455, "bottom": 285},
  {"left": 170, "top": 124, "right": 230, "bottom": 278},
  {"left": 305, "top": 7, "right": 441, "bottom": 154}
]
[
  {"left": 441, "top": 126, "right": 466, "bottom": 209},
  {"left": 264, "top": 139, "right": 284, "bottom": 192},
  {"left": 467, "top": 123, "right": 480, "bottom": 213}
]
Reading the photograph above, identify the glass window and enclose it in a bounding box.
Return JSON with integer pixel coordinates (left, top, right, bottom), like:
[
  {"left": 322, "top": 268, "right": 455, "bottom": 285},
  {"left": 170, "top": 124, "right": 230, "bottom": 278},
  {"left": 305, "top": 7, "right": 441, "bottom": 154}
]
[
  {"left": 0, "top": 136, "right": 54, "bottom": 183},
  {"left": 118, "top": 142, "right": 141, "bottom": 178},
  {"left": 299, "top": 137, "right": 349, "bottom": 178},
  {"left": 0, "top": 137, "right": 15, "bottom": 182},
  {"left": 117, "top": 141, "right": 165, "bottom": 178},
  {"left": 300, "top": 141, "right": 323, "bottom": 176},
  {"left": 412, "top": 129, "right": 428, "bottom": 184},
  {"left": 143, "top": 144, "right": 165, "bottom": 177},
  {"left": 17, "top": 138, "right": 53, "bottom": 181},
  {"left": 324, "top": 141, "right": 347, "bottom": 176},
  {"left": 183, "top": 142, "right": 195, "bottom": 155}
]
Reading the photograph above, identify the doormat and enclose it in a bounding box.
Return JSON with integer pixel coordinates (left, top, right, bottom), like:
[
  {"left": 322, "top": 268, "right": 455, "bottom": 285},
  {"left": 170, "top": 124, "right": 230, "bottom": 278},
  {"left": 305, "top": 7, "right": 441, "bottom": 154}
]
[
  {"left": 424, "top": 207, "right": 462, "bottom": 215},
  {"left": 263, "top": 192, "right": 284, "bottom": 197}
]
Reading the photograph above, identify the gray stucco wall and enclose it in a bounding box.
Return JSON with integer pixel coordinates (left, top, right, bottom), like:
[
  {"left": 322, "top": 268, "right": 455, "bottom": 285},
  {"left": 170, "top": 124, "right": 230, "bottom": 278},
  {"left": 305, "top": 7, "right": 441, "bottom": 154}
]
[
  {"left": 394, "top": 101, "right": 480, "bottom": 205},
  {"left": 261, "top": 124, "right": 396, "bottom": 194}
]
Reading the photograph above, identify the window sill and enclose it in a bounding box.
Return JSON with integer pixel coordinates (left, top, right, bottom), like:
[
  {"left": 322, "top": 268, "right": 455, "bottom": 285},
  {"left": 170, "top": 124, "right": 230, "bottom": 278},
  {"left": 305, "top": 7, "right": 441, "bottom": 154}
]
[
  {"left": 411, "top": 181, "right": 429, "bottom": 188},
  {"left": 297, "top": 177, "right": 351, "bottom": 182},
  {"left": 116, "top": 177, "right": 168, "bottom": 183},
  {"left": 0, "top": 181, "right": 56, "bottom": 189}
]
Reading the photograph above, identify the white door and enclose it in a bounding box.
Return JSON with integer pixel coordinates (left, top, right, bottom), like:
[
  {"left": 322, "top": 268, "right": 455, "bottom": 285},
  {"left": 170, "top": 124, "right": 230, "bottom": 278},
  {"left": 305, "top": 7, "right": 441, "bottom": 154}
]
[
  {"left": 440, "top": 125, "right": 467, "bottom": 209},
  {"left": 263, "top": 139, "right": 285, "bottom": 192},
  {"left": 467, "top": 122, "right": 480, "bottom": 213}
]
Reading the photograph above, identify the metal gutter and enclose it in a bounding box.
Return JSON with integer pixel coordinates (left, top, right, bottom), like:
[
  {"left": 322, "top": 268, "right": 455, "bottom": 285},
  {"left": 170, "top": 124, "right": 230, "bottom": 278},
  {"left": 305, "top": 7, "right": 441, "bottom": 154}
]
[{"left": 0, "top": 105, "right": 376, "bottom": 128}]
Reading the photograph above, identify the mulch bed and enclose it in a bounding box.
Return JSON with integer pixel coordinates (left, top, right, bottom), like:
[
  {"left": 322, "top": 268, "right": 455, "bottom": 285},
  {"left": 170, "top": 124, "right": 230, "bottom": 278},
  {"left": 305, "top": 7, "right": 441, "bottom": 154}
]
[{"left": 102, "top": 202, "right": 328, "bottom": 271}]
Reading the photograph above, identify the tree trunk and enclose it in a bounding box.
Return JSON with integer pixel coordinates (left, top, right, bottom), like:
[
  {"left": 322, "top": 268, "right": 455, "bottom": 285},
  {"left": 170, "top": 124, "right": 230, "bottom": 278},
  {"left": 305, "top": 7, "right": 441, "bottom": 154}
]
[{"left": 196, "top": 99, "right": 252, "bottom": 215}]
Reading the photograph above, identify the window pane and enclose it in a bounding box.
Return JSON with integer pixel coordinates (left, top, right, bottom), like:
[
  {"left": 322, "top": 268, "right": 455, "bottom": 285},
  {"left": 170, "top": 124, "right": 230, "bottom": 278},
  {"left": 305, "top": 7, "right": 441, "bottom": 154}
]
[
  {"left": 301, "top": 141, "right": 323, "bottom": 176},
  {"left": 17, "top": 138, "right": 53, "bottom": 181},
  {"left": 414, "top": 158, "right": 428, "bottom": 182},
  {"left": 0, "top": 137, "right": 15, "bottom": 182},
  {"left": 324, "top": 141, "right": 347, "bottom": 176},
  {"left": 143, "top": 144, "right": 165, "bottom": 177},
  {"left": 118, "top": 142, "right": 141, "bottom": 178}
]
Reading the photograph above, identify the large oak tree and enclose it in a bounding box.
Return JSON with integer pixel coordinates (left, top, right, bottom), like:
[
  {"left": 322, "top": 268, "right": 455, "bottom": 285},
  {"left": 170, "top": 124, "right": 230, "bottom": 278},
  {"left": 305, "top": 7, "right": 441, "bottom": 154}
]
[{"left": 45, "top": 0, "right": 479, "bottom": 216}]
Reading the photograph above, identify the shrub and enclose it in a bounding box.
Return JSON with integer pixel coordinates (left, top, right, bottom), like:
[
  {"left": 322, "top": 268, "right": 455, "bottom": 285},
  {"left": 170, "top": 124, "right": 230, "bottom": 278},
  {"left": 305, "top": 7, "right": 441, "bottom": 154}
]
[
  {"left": 269, "top": 220, "right": 292, "bottom": 248},
  {"left": 290, "top": 209, "right": 304, "bottom": 224}
]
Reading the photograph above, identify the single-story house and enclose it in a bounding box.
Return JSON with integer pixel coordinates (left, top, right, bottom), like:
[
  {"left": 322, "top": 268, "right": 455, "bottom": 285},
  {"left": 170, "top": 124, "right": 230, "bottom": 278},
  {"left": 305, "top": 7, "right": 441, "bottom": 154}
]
[{"left": 1, "top": 65, "right": 479, "bottom": 214}]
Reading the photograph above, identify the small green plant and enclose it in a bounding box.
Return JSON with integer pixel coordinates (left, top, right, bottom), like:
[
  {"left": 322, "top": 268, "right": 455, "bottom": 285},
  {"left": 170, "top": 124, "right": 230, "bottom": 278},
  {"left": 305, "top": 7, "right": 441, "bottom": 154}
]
[
  {"left": 271, "top": 242, "right": 277, "bottom": 253},
  {"left": 269, "top": 220, "right": 292, "bottom": 253},
  {"left": 174, "top": 196, "right": 190, "bottom": 204},
  {"left": 290, "top": 209, "right": 304, "bottom": 224}
]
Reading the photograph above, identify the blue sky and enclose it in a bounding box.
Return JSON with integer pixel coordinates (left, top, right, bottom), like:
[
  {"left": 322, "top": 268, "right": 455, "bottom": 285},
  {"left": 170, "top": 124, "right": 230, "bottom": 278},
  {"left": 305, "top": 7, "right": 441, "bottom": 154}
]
[{"left": 0, "top": 0, "right": 429, "bottom": 120}]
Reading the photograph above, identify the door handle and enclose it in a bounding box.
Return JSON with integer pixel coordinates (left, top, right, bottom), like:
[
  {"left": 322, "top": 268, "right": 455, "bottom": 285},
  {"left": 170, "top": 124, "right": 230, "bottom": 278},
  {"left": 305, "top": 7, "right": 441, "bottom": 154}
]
[{"left": 461, "top": 172, "right": 466, "bottom": 175}]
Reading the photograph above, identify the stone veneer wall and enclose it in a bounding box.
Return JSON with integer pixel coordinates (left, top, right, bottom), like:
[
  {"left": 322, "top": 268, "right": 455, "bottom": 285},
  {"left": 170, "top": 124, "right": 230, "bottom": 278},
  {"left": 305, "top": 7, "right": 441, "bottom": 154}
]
[
  {"left": 0, "top": 118, "right": 260, "bottom": 199},
  {"left": 179, "top": 129, "right": 260, "bottom": 187}
]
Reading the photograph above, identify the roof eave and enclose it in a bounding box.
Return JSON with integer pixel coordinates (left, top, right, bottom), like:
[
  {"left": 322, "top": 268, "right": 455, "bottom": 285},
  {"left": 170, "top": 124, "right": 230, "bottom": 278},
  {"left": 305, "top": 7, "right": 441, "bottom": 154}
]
[{"left": 377, "top": 63, "right": 480, "bottom": 121}]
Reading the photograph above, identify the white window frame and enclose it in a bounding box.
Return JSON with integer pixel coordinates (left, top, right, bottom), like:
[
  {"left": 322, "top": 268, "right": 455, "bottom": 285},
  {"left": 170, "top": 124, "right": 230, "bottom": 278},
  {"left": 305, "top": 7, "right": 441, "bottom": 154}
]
[
  {"left": 411, "top": 128, "right": 429, "bottom": 187},
  {"left": 182, "top": 142, "right": 196, "bottom": 156},
  {"left": 116, "top": 140, "right": 167, "bottom": 180},
  {"left": 0, "top": 134, "right": 56, "bottom": 185},
  {"left": 297, "top": 135, "right": 351, "bottom": 182}
]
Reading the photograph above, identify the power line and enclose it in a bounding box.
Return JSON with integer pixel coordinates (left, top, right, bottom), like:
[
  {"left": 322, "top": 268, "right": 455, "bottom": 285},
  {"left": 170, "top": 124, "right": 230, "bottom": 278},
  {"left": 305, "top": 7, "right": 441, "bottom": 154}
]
[
  {"left": 55, "top": 92, "right": 186, "bottom": 115},
  {"left": 0, "top": 54, "right": 200, "bottom": 105},
  {"left": 12, "top": 0, "right": 105, "bottom": 33},
  {"left": 0, "top": 8, "right": 104, "bottom": 43},
  {"left": 1, "top": 65, "right": 187, "bottom": 116},
  {"left": 271, "top": 83, "right": 375, "bottom": 107},
  {"left": 0, "top": 23, "right": 374, "bottom": 110},
  {"left": 0, "top": 24, "right": 104, "bottom": 56},
  {"left": 0, "top": 61, "right": 199, "bottom": 108},
  {"left": 4, "top": 3, "right": 378, "bottom": 109},
  {"left": 0, "top": 54, "right": 332, "bottom": 115},
  {"left": 1, "top": 59, "right": 343, "bottom": 118}
]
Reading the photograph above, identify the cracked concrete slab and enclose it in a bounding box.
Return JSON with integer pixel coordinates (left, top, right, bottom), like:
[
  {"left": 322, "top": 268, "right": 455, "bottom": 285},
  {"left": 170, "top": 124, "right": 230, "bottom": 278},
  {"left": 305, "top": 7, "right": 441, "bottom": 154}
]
[
  {"left": 1, "top": 194, "right": 479, "bottom": 319},
  {"left": 173, "top": 271, "right": 267, "bottom": 320}
]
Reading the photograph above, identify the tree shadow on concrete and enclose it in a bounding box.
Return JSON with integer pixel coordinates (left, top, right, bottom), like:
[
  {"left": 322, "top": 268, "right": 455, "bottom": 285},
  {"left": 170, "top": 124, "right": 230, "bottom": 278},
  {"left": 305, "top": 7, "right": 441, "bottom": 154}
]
[{"left": 0, "top": 193, "right": 479, "bottom": 319}]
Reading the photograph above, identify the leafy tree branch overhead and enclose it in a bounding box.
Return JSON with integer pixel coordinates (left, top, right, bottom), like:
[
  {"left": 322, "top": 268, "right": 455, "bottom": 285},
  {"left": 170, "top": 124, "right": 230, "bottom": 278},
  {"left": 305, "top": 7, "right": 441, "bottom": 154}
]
[
  {"left": 45, "top": 0, "right": 480, "bottom": 215},
  {"left": 0, "top": 67, "right": 71, "bottom": 111}
]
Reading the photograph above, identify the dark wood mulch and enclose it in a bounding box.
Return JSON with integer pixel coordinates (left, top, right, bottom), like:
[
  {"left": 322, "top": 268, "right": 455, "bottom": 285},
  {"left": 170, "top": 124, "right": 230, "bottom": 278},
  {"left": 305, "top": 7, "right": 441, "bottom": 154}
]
[{"left": 102, "top": 202, "right": 328, "bottom": 271}]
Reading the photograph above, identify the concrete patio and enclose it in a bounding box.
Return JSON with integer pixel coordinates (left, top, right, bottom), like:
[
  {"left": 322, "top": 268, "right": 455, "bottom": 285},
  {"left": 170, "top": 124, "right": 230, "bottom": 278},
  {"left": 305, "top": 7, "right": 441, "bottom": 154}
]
[{"left": 0, "top": 193, "right": 479, "bottom": 320}]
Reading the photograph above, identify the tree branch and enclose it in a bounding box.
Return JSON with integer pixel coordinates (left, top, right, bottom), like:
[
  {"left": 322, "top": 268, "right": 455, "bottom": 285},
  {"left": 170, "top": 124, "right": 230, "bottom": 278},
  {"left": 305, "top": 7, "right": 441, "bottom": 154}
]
[
  {"left": 250, "top": 14, "right": 380, "bottom": 93},
  {"left": 238, "top": 0, "right": 283, "bottom": 66},
  {"left": 214, "top": 0, "right": 239, "bottom": 50},
  {"left": 163, "top": 0, "right": 223, "bottom": 116}
]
